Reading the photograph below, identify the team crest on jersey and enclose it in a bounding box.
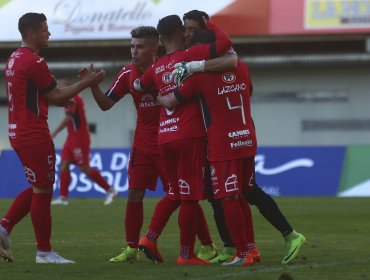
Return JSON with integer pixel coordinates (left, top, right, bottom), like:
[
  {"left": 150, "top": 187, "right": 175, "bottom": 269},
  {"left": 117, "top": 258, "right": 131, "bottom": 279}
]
[
  {"left": 222, "top": 72, "right": 236, "bottom": 83},
  {"left": 8, "top": 58, "right": 15, "bottom": 69},
  {"left": 162, "top": 72, "right": 173, "bottom": 84}
]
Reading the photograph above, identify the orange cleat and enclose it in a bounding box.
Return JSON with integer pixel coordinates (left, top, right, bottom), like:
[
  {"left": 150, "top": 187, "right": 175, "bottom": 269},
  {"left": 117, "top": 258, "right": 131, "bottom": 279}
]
[
  {"left": 177, "top": 254, "right": 211, "bottom": 265},
  {"left": 222, "top": 253, "right": 254, "bottom": 267},
  {"left": 138, "top": 236, "right": 163, "bottom": 263},
  {"left": 250, "top": 247, "right": 261, "bottom": 262}
]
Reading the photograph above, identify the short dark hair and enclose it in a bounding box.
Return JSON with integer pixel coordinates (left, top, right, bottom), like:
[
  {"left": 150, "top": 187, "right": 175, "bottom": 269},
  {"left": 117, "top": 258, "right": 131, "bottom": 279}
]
[
  {"left": 189, "top": 29, "right": 215, "bottom": 47},
  {"left": 183, "top": 10, "right": 209, "bottom": 30},
  {"left": 157, "top": 15, "right": 183, "bottom": 39},
  {"left": 18, "top": 12, "right": 47, "bottom": 39},
  {"left": 130, "top": 26, "right": 159, "bottom": 40}
]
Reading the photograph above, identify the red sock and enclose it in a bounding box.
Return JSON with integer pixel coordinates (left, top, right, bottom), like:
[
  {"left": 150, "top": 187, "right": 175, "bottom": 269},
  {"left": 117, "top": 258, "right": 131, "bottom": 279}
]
[
  {"left": 31, "top": 192, "right": 52, "bottom": 252},
  {"left": 238, "top": 196, "right": 256, "bottom": 245},
  {"left": 221, "top": 199, "right": 248, "bottom": 258},
  {"left": 88, "top": 168, "right": 111, "bottom": 192},
  {"left": 0, "top": 187, "right": 33, "bottom": 234},
  {"left": 146, "top": 197, "right": 179, "bottom": 241},
  {"left": 59, "top": 170, "right": 71, "bottom": 198},
  {"left": 196, "top": 203, "right": 213, "bottom": 245},
  {"left": 125, "top": 201, "right": 143, "bottom": 248},
  {"left": 178, "top": 200, "right": 198, "bottom": 258}
]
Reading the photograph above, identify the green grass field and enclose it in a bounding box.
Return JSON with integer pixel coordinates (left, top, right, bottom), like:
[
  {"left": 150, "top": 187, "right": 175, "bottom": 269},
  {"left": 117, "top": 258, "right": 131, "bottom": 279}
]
[{"left": 1, "top": 197, "right": 369, "bottom": 280}]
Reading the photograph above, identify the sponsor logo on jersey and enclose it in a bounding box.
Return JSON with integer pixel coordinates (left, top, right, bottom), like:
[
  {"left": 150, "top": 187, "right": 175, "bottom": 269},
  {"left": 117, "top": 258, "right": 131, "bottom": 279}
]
[
  {"left": 218, "top": 83, "right": 247, "bottom": 95},
  {"left": 162, "top": 72, "right": 173, "bottom": 84},
  {"left": 155, "top": 65, "right": 165, "bottom": 74},
  {"left": 159, "top": 117, "right": 179, "bottom": 127},
  {"left": 228, "top": 129, "right": 250, "bottom": 139},
  {"left": 230, "top": 140, "right": 254, "bottom": 149},
  {"left": 159, "top": 125, "right": 178, "bottom": 134},
  {"left": 222, "top": 72, "right": 236, "bottom": 83},
  {"left": 140, "top": 94, "right": 156, "bottom": 108}
]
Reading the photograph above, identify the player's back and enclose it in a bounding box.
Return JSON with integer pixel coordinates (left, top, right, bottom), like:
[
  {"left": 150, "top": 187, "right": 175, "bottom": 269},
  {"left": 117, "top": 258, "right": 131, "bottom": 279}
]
[
  {"left": 148, "top": 51, "right": 206, "bottom": 145},
  {"left": 65, "top": 95, "right": 90, "bottom": 143},
  {"left": 194, "top": 61, "right": 257, "bottom": 161}
]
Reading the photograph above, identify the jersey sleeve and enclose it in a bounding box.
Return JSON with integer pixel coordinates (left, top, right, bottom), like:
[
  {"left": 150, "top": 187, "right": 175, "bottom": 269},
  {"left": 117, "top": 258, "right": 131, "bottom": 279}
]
[
  {"left": 28, "top": 57, "right": 57, "bottom": 94},
  {"left": 174, "top": 74, "right": 199, "bottom": 101},
  {"left": 182, "top": 21, "right": 233, "bottom": 61},
  {"left": 105, "top": 67, "right": 131, "bottom": 102},
  {"left": 139, "top": 64, "right": 156, "bottom": 90}
]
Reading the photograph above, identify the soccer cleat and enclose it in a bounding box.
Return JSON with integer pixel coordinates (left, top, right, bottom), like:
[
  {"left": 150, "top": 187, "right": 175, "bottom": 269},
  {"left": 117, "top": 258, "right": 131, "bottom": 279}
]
[
  {"left": 210, "top": 247, "right": 234, "bottom": 264},
  {"left": 250, "top": 247, "right": 261, "bottom": 262},
  {"left": 0, "top": 226, "right": 13, "bottom": 262},
  {"left": 177, "top": 254, "right": 211, "bottom": 265},
  {"left": 138, "top": 236, "right": 163, "bottom": 263},
  {"left": 282, "top": 231, "right": 306, "bottom": 265},
  {"left": 104, "top": 189, "right": 118, "bottom": 205},
  {"left": 51, "top": 197, "right": 69, "bottom": 206},
  {"left": 197, "top": 243, "right": 218, "bottom": 261},
  {"left": 222, "top": 254, "right": 254, "bottom": 267},
  {"left": 36, "top": 251, "right": 75, "bottom": 264},
  {"left": 109, "top": 246, "right": 140, "bottom": 263}
]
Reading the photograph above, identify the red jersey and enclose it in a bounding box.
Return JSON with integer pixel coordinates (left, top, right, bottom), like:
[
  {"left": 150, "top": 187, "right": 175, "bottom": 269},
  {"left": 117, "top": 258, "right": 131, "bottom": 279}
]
[
  {"left": 65, "top": 95, "right": 90, "bottom": 144},
  {"left": 5, "top": 47, "right": 57, "bottom": 148},
  {"left": 175, "top": 61, "right": 257, "bottom": 161},
  {"left": 138, "top": 22, "right": 232, "bottom": 145},
  {"left": 106, "top": 64, "right": 160, "bottom": 154}
]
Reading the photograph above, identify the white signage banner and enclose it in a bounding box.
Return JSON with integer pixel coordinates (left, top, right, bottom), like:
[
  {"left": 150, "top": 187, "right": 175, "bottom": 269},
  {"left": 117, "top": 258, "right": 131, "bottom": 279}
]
[{"left": 0, "top": 0, "right": 234, "bottom": 42}]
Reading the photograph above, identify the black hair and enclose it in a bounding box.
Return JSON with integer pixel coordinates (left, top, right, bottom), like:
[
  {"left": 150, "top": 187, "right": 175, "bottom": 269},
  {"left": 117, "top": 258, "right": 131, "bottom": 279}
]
[
  {"left": 189, "top": 28, "right": 215, "bottom": 46},
  {"left": 130, "top": 26, "right": 159, "bottom": 40},
  {"left": 183, "top": 10, "right": 209, "bottom": 29},
  {"left": 157, "top": 15, "right": 184, "bottom": 39},
  {"left": 18, "top": 12, "right": 47, "bottom": 39}
]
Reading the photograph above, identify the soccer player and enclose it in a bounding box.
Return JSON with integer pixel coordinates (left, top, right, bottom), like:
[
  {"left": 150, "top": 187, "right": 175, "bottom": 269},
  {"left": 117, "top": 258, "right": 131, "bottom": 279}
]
[
  {"left": 133, "top": 15, "right": 233, "bottom": 265},
  {"left": 157, "top": 29, "right": 258, "bottom": 266},
  {"left": 50, "top": 78, "right": 118, "bottom": 206},
  {"left": 172, "top": 19, "right": 307, "bottom": 264},
  {"left": 0, "top": 12, "right": 104, "bottom": 264}
]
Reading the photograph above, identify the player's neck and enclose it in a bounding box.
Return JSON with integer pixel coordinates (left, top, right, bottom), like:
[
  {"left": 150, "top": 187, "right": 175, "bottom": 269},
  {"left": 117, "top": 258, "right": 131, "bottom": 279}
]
[
  {"left": 164, "top": 41, "right": 184, "bottom": 55},
  {"left": 20, "top": 41, "right": 39, "bottom": 54}
]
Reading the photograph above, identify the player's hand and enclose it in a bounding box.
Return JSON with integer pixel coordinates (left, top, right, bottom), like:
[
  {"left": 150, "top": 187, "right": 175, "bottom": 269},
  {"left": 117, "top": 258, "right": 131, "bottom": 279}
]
[
  {"left": 79, "top": 64, "right": 106, "bottom": 86},
  {"left": 170, "top": 60, "right": 205, "bottom": 86}
]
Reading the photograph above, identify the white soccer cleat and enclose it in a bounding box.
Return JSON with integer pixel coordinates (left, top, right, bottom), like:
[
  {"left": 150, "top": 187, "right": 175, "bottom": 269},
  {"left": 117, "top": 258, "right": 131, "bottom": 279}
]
[
  {"left": 104, "top": 189, "right": 118, "bottom": 205},
  {"left": 51, "top": 197, "right": 69, "bottom": 206},
  {"left": 36, "top": 251, "right": 75, "bottom": 264},
  {"left": 0, "top": 225, "right": 13, "bottom": 262}
]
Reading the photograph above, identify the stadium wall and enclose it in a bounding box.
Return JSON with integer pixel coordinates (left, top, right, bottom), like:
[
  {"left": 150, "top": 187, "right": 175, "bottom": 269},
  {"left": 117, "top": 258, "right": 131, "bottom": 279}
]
[{"left": 1, "top": 145, "right": 368, "bottom": 198}]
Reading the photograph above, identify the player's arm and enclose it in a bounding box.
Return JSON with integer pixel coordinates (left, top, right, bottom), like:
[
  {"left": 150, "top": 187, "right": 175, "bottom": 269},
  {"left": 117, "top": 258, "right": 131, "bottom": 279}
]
[
  {"left": 133, "top": 64, "right": 155, "bottom": 92},
  {"left": 46, "top": 66, "right": 105, "bottom": 106},
  {"left": 51, "top": 115, "right": 72, "bottom": 138},
  {"left": 157, "top": 75, "right": 197, "bottom": 110},
  {"left": 90, "top": 84, "right": 115, "bottom": 111}
]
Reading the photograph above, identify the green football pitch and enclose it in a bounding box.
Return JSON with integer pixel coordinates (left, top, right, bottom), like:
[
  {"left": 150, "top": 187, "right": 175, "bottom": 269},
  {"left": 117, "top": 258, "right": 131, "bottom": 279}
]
[{"left": 1, "top": 197, "right": 369, "bottom": 280}]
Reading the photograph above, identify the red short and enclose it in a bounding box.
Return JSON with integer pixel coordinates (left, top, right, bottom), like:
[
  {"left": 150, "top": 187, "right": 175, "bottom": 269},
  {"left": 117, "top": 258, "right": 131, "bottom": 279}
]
[
  {"left": 210, "top": 157, "right": 255, "bottom": 200},
  {"left": 159, "top": 137, "right": 207, "bottom": 201},
  {"left": 14, "top": 141, "right": 56, "bottom": 187},
  {"left": 61, "top": 140, "right": 90, "bottom": 166},
  {"left": 128, "top": 147, "right": 169, "bottom": 191}
]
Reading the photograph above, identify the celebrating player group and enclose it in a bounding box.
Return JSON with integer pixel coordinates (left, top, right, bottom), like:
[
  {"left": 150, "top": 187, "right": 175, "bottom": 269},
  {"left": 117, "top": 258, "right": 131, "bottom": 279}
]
[{"left": 0, "top": 10, "right": 306, "bottom": 266}]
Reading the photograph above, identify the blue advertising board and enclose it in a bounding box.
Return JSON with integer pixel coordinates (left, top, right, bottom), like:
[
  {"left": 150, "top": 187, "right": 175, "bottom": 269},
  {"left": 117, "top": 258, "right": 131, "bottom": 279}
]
[{"left": 0, "top": 146, "right": 345, "bottom": 198}]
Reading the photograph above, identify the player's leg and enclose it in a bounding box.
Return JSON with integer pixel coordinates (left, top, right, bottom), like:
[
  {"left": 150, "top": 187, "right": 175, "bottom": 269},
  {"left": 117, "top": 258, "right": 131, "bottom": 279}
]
[
  {"left": 16, "top": 142, "right": 74, "bottom": 263},
  {"left": 0, "top": 187, "right": 33, "bottom": 262},
  {"left": 175, "top": 137, "right": 210, "bottom": 265},
  {"left": 210, "top": 159, "right": 253, "bottom": 267},
  {"left": 243, "top": 184, "right": 306, "bottom": 264},
  {"left": 138, "top": 146, "right": 180, "bottom": 263},
  {"left": 51, "top": 157, "right": 71, "bottom": 206}
]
